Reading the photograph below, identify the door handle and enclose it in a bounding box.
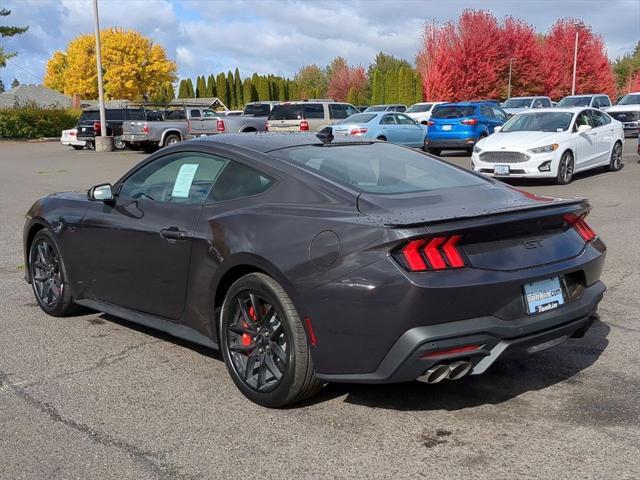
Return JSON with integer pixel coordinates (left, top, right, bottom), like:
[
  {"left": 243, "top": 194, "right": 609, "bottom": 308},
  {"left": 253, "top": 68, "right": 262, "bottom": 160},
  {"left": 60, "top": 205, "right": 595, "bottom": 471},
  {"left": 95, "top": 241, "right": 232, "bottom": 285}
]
[{"left": 160, "top": 227, "right": 188, "bottom": 240}]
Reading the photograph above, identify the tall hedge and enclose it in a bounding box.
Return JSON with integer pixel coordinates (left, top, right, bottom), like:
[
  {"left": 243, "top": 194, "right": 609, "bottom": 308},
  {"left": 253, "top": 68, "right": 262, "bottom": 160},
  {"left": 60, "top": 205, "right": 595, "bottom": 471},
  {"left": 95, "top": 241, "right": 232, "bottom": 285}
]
[{"left": 0, "top": 106, "right": 81, "bottom": 138}]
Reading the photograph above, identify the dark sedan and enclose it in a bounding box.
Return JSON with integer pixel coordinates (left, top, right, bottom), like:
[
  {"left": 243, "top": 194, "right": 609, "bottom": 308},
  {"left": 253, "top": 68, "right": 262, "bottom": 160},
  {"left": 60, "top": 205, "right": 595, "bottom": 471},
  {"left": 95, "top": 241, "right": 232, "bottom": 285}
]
[{"left": 23, "top": 132, "right": 606, "bottom": 407}]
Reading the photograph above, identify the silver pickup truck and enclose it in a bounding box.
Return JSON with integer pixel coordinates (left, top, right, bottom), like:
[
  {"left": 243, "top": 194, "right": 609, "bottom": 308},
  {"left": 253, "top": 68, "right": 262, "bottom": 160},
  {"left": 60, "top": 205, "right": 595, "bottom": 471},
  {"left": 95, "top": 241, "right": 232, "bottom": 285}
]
[
  {"left": 215, "top": 101, "right": 279, "bottom": 133},
  {"left": 121, "top": 105, "right": 219, "bottom": 153}
]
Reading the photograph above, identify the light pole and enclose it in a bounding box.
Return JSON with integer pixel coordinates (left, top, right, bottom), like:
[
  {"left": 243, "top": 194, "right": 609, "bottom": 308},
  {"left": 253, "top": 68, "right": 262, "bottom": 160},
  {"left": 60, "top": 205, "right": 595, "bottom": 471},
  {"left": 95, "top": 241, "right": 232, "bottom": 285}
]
[
  {"left": 507, "top": 58, "right": 515, "bottom": 99},
  {"left": 92, "top": 0, "right": 113, "bottom": 151},
  {"left": 571, "top": 24, "right": 581, "bottom": 96}
]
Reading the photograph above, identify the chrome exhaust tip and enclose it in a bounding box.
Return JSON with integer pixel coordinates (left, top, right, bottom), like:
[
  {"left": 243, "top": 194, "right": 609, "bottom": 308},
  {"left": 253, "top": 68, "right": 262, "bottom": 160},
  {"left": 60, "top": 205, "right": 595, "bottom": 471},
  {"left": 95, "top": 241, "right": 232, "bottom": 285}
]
[
  {"left": 421, "top": 364, "right": 450, "bottom": 384},
  {"left": 447, "top": 361, "right": 472, "bottom": 380}
]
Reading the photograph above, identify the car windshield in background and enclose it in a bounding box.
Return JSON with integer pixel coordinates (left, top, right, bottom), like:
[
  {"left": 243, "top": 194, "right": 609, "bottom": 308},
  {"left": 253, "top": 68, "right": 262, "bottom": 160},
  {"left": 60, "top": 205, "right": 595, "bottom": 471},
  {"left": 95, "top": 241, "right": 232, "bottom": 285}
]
[
  {"left": 269, "top": 104, "right": 303, "bottom": 120},
  {"left": 617, "top": 94, "right": 640, "bottom": 105},
  {"left": 275, "top": 143, "right": 485, "bottom": 194},
  {"left": 365, "top": 106, "right": 387, "bottom": 112},
  {"left": 338, "top": 114, "right": 377, "bottom": 124},
  {"left": 244, "top": 103, "right": 271, "bottom": 116},
  {"left": 432, "top": 106, "right": 476, "bottom": 119},
  {"left": 501, "top": 112, "right": 574, "bottom": 132},
  {"left": 558, "top": 96, "right": 592, "bottom": 107},
  {"left": 502, "top": 98, "right": 533, "bottom": 108},
  {"left": 406, "top": 104, "right": 434, "bottom": 113}
]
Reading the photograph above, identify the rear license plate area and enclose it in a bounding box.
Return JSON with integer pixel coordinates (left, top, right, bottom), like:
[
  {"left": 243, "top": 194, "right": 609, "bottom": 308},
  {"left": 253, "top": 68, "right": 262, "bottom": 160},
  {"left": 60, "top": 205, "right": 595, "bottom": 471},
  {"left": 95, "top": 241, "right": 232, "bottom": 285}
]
[
  {"left": 523, "top": 277, "right": 565, "bottom": 315},
  {"left": 494, "top": 164, "right": 510, "bottom": 175},
  {"left": 442, "top": 124, "right": 452, "bottom": 131}
]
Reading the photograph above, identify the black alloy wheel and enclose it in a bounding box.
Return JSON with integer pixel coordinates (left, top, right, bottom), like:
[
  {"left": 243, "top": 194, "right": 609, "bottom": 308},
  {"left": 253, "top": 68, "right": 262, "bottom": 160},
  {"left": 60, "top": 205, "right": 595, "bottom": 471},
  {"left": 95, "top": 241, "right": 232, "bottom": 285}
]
[
  {"left": 606, "top": 142, "right": 623, "bottom": 171},
  {"left": 556, "top": 151, "right": 574, "bottom": 185},
  {"left": 220, "top": 273, "right": 322, "bottom": 407},
  {"left": 113, "top": 137, "right": 126, "bottom": 150},
  {"left": 29, "top": 230, "right": 77, "bottom": 316}
]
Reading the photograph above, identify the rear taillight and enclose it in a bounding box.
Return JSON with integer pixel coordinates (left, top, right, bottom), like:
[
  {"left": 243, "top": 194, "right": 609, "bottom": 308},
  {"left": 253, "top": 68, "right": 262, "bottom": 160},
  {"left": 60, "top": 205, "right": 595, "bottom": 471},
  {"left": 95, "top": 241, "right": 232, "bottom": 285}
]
[
  {"left": 350, "top": 127, "right": 368, "bottom": 135},
  {"left": 142, "top": 122, "right": 149, "bottom": 134},
  {"left": 564, "top": 214, "right": 597, "bottom": 242},
  {"left": 398, "top": 235, "right": 467, "bottom": 271},
  {"left": 265, "top": 121, "right": 269, "bottom": 131},
  {"left": 460, "top": 118, "right": 478, "bottom": 125},
  {"left": 93, "top": 121, "right": 101, "bottom": 133},
  {"left": 300, "top": 120, "right": 309, "bottom": 131},
  {"left": 69, "top": 131, "right": 76, "bottom": 136},
  {"left": 217, "top": 119, "right": 226, "bottom": 132},
  {"left": 427, "top": 120, "right": 435, "bottom": 126}
]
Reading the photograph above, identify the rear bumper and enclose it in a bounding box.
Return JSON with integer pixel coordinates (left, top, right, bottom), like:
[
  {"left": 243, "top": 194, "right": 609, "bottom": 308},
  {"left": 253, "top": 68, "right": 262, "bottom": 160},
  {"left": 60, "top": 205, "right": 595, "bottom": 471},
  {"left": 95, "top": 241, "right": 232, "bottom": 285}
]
[
  {"left": 121, "top": 134, "right": 151, "bottom": 143},
  {"left": 425, "top": 137, "right": 478, "bottom": 149},
  {"left": 316, "top": 280, "right": 605, "bottom": 383}
]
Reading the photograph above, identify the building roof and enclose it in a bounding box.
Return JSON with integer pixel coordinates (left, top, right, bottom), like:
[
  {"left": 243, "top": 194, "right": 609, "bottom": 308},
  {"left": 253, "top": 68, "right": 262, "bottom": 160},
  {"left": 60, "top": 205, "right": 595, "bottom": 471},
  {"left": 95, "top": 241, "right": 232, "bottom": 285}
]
[{"left": 0, "top": 84, "right": 73, "bottom": 109}]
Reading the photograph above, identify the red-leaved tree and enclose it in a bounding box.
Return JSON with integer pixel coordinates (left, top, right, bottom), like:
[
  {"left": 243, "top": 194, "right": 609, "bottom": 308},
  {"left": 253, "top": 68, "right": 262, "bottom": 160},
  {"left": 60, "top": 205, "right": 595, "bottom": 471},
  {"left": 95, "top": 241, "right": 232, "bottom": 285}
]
[
  {"left": 327, "top": 58, "right": 368, "bottom": 102},
  {"left": 542, "top": 19, "right": 616, "bottom": 99}
]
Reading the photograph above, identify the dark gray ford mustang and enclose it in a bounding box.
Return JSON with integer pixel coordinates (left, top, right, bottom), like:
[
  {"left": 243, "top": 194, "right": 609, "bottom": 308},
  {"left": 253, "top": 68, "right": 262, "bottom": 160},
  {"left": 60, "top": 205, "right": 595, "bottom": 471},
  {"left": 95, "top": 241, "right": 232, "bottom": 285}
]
[{"left": 24, "top": 132, "right": 606, "bottom": 407}]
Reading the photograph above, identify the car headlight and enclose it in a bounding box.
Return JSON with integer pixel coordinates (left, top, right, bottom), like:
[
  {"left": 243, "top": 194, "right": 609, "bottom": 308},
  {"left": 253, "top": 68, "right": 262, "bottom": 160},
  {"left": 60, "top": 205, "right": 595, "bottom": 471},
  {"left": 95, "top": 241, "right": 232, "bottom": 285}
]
[
  {"left": 528, "top": 144, "right": 559, "bottom": 154},
  {"left": 473, "top": 144, "right": 482, "bottom": 153}
]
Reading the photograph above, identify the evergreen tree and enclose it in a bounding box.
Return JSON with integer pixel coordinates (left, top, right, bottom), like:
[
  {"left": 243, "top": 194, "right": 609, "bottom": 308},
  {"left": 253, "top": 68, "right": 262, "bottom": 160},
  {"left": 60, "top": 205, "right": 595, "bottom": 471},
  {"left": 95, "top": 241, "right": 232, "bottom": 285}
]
[
  {"left": 216, "top": 73, "right": 228, "bottom": 107},
  {"left": 0, "top": 8, "right": 29, "bottom": 68},
  {"left": 371, "top": 71, "right": 384, "bottom": 104},
  {"left": 383, "top": 70, "right": 396, "bottom": 103},
  {"left": 234, "top": 68, "right": 243, "bottom": 107},
  {"left": 414, "top": 71, "right": 423, "bottom": 103},
  {"left": 206, "top": 74, "right": 216, "bottom": 97},
  {"left": 257, "top": 76, "right": 270, "bottom": 100},
  {"left": 185, "top": 78, "right": 195, "bottom": 98},
  {"left": 11, "top": 77, "right": 19, "bottom": 88},
  {"left": 166, "top": 82, "right": 175, "bottom": 101},
  {"left": 0, "top": 77, "right": 4, "bottom": 93},
  {"left": 177, "top": 79, "right": 189, "bottom": 98},
  {"left": 227, "top": 70, "right": 236, "bottom": 107},
  {"left": 242, "top": 78, "right": 252, "bottom": 105},
  {"left": 196, "top": 75, "right": 206, "bottom": 98}
]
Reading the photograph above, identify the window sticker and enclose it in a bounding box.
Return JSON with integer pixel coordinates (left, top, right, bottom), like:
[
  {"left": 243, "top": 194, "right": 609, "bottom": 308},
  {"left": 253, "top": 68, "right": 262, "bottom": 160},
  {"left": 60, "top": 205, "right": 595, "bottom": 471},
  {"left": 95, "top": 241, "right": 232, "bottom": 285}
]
[{"left": 172, "top": 163, "right": 199, "bottom": 198}]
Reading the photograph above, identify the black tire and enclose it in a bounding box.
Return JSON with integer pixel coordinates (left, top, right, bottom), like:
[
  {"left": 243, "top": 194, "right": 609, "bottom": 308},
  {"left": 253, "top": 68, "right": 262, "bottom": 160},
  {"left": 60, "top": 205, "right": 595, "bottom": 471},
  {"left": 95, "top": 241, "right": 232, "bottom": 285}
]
[
  {"left": 163, "top": 134, "right": 181, "bottom": 147},
  {"left": 428, "top": 148, "right": 442, "bottom": 156},
  {"left": 219, "top": 273, "right": 322, "bottom": 407},
  {"left": 377, "top": 136, "right": 387, "bottom": 141},
  {"left": 29, "top": 230, "right": 78, "bottom": 317},
  {"left": 142, "top": 143, "right": 158, "bottom": 154},
  {"left": 555, "top": 151, "right": 575, "bottom": 185},
  {"left": 72, "top": 145, "right": 84, "bottom": 150},
  {"left": 605, "top": 141, "right": 623, "bottom": 171},
  {"left": 86, "top": 141, "right": 95, "bottom": 150}
]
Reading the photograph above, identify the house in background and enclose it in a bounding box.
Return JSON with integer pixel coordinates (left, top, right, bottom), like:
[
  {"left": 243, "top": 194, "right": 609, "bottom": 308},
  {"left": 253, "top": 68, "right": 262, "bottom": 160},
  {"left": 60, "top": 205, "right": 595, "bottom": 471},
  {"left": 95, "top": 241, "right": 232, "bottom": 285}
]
[{"left": 0, "top": 84, "right": 133, "bottom": 109}]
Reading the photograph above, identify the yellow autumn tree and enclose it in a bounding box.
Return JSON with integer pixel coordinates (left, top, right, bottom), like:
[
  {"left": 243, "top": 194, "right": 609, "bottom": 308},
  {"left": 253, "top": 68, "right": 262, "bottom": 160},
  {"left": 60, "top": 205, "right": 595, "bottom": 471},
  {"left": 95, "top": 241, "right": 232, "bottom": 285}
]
[{"left": 43, "top": 28, "right": 177, "bottom": 100}]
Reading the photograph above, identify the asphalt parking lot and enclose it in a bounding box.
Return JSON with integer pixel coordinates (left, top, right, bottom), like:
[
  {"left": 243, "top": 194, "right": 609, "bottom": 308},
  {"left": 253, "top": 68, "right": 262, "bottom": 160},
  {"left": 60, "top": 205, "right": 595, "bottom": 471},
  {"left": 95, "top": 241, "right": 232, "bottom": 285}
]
[{"left": 1, "top": 140, "right": 639, "bottom": 480}]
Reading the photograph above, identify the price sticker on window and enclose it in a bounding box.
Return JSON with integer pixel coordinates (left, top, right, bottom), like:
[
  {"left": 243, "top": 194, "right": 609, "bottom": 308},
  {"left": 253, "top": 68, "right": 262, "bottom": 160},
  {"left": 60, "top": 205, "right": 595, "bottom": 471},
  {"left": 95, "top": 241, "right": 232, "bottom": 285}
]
[{"left": 172, "top": 164, "right": 199, "bottom": 198}]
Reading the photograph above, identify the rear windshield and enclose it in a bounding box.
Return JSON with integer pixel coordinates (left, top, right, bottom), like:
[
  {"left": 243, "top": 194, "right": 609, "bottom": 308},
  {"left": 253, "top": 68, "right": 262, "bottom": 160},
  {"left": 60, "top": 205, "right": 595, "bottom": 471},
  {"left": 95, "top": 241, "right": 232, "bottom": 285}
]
[
  {"left": 79, "top": 110, "right": 100, "bottom": 122},
  {"left": 502, "top": 98, "right": 533, "bottom": 108},
  {"left": 269, "top": 104, "right": 303, "bottom": 120},
  {"left": 338, "top": 113, "right": 376, "bottom": 124},
  {"left": 364, "top": 106, "right": 387, "bottom": 112},
  {"left": 244, "top": 103, "right": 272, "bottom": 116},
  {"left": 558, "top": 96, "right": 592, "bottom": 107},
  {"left": 432, "top": 106, "right": 476, "bottom": 119},
  {"left": 275, "top": 143, "right": 485, "bottom": 194}
]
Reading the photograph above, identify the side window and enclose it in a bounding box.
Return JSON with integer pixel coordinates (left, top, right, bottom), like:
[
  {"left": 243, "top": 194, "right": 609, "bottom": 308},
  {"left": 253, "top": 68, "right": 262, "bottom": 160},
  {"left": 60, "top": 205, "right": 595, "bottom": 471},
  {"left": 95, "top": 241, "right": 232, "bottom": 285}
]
[
  {"left": 209, "top": 161, "right": 273, "bottom": 202},
  {"left": 480, "top": 106, "right": 494, "bottom": 118},
  {"left": 396, "top": 114, "right": 416, "bottom": 125},
  {"left": 190, "top": 109, "right": 201, "bottom": 118},
  {"left": 491, "top": 107, "right": 507, "bottom": 121},
  {"left": 329, "top": 103, "right": 348, "bottom": 119},
  {"left": 202, "top": 110, "right": 217, "bottom": 118},
  {"left": 592, "top": 97, "right": 601, "bottom": 108},
  {"left": 380, "top": 114, "right": 397, "bottom": 125},
  {"left": 344, "top": 104, "right": 359, "bottom": 117},
  {"left": 166, "top": 110, "right": 186, "bottom": 120},
  {"left": 575, "top": 110, "right": 593, "bottom": 129},
  {"left": 119, "top": 152, "right": 227, "bottom": 205},
  {"left": 303, "top": 103, "right": 324, "bottom": 119},
  {"left": 599, "top": 96, "right": 611, "bottom": 107},
  {"left": 532, "top": 98, "right": 545, "bottom": 108},
  {"left": 395, "top": 105, "right": 407, "bottom": 112},
  {"left": 542, "top": 98, "right": 552, "bottom": 108},
  {"left": 106, "top": 109, "right": 125, "bottom": 121},
  {"left": 591, "top": 110, "right": 610, "bottom": 127}
]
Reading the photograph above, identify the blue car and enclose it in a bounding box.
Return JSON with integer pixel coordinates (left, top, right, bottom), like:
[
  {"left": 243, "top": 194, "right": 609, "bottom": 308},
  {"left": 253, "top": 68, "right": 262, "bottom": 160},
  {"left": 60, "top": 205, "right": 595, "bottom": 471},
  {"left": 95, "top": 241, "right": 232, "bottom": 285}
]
[
  {"left": 331, "top": 112, "right": 427, "bottom": 148},
  {"left": 425, "top": 102, "right": 509, "bottom": 155}
]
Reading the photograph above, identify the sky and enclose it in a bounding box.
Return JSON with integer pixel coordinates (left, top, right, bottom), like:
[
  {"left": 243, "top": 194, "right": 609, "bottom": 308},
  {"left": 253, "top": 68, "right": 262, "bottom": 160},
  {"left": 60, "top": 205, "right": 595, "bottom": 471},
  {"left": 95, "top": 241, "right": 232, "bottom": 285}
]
[{"left": 1, "top": 0, "right": 639, "bottom": 87}]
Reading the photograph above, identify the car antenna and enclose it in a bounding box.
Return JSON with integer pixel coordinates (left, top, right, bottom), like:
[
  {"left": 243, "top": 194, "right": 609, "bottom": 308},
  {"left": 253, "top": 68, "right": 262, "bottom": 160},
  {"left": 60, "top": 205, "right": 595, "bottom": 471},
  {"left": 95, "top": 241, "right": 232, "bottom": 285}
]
[{"left": 316, "top": 126, "right": 334, "bottom": 145}]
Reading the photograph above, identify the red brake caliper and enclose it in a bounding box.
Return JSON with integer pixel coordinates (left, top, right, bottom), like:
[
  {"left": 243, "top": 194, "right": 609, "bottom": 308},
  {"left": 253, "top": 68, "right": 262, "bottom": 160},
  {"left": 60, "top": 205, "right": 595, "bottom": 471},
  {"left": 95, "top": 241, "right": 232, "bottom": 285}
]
[{"left": 241, "top": 306, "right": 257, "bottom": 348}]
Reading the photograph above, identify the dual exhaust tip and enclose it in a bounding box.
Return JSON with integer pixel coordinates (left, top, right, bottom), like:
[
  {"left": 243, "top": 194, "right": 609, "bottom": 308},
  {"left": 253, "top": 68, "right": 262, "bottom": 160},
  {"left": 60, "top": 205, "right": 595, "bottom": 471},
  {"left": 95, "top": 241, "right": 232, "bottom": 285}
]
[{"left": 420, "top": 360, "right": 472, "bottom": 384}]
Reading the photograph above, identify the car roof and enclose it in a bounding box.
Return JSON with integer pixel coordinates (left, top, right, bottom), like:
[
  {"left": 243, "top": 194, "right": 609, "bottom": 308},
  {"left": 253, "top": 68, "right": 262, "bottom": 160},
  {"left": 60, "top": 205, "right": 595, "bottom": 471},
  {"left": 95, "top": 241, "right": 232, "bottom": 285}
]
[
  {"left": 513, "top": 107, "right": 590, "bottom": 113},
  {"left": 196, "top": 132, "right": 372, "bottom": 153}
]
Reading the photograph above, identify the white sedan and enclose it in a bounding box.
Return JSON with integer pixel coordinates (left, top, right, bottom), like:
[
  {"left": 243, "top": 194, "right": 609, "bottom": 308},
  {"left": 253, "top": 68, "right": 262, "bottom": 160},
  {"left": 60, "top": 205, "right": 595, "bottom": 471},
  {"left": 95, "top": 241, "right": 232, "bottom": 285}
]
[
  {"left": 471, "top": 107, "right": 624, "bottom": 184},
  {"left": 60, "top": 128, "right": 86, "bottom": 150}
]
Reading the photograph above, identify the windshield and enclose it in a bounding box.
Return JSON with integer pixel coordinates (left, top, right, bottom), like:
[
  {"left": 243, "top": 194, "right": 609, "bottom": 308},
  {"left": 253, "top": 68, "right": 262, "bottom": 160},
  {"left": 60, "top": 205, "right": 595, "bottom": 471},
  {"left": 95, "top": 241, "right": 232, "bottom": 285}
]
[
  {"left": 365, "top": 106, "right": 387, "bottom": 112},
  {"left": 275, "top": 143, "right": 485, "bottom": 194},
  {"left": 501, "top": 112, "right": 574, "bottom": 132},
  {"left": 338, "top": 113, "right": 376, "bottom": 124},
  {"left": 406, "top": 103, "right": 434, "bottom": 113},
  {"left": 79, "top": 110, "right": 100, "bottom": 122},
  {"left": 432, "top": 106, "right": 476, "bottom": 119},
  {"left": 618, "top": 94, "right": 640, "bottom": 105},
  {"left": 558, "top": 96, "right": 592, "bottom": 107},
  {"left": 502, "top": 98, "right": 533, "bottom": 108}
]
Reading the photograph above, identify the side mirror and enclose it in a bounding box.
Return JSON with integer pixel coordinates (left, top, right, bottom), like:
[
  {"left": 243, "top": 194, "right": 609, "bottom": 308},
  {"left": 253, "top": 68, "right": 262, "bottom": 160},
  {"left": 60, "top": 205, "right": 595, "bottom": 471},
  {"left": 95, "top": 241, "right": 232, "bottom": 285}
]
[
  {"left": 88, "top": 183, "right": 114, "bottom": 202},
  {"left": 494, "top": 126, "right": 502, "bottom": 132},
  {"left": 577, "top": 124, "right": 592, "bottom": 133}
]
